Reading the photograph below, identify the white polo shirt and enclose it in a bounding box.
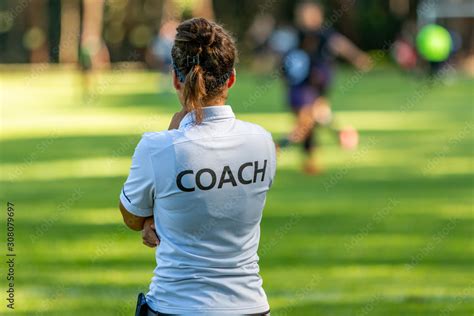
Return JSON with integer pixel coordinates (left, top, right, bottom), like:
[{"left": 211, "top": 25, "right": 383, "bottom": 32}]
[{"left": 120, "top": 105, "right": 276, "bottom": 315}]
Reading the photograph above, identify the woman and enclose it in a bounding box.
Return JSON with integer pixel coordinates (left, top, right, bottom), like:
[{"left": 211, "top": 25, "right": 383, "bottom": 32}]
[{"left": 119, "top": 18, "right": 275, "bottom": 316}]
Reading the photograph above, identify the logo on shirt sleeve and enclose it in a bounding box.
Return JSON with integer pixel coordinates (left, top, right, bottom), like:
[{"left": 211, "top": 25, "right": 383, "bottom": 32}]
[{"left": 176, "top": 160, "right": 267, "bottom": 192}]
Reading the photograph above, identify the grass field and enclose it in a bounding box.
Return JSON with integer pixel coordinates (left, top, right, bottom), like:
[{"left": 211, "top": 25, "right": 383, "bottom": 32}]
[{"left": 1, "top": 66, "right": 473, "bottom": 315}]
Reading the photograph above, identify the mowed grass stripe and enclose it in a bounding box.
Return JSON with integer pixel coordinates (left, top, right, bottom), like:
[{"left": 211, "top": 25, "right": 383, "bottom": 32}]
[{"left": 1, "top": 69, "right": 472, "bottom": 315}]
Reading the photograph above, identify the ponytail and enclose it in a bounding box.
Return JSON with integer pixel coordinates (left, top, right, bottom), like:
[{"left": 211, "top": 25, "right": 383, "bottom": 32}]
[{"left": 183, "top": 64, "right": 206, "bottom": 124}]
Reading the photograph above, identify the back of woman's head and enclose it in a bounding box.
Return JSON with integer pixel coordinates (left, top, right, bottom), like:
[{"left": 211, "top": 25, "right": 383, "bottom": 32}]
[{"left": 172, "top": 18, "right": 237, "bottom": 123}]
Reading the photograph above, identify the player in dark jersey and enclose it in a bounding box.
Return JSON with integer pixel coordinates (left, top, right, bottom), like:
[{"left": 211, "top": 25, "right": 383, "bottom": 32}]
[{"left": 279, "top": 1, "right": 371, "bottom": 175}]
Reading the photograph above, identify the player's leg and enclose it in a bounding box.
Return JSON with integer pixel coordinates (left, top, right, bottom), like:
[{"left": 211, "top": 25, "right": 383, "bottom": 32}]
[
  {"left": 289, "top": 104, "right": 315, "bottom": 143},
  {"left": 277, "top": 102, "right": 323, "bottom": 175},
  {"left": 313, "top": 96, "right": 360, "bottom": 150},
  {"left": 279, "top": 95, "right": 328, "bottom": 147},
  {"left": 278, "top": 85, "right": 318, "bottom": 148},
  {"left": 312, "top": 96, "right": 332, "bottom": 125},
  {"left": 302, "top": 96, "right": 332, "bottom": 175},
  {"left": 302, "top": 125, "right": 322, "bottom": 175}
]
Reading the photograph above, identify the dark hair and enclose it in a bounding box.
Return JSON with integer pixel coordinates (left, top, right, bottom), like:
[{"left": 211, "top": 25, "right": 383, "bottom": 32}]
[{"left": 171, "top": 18, "right": 237, "bottom": 123}]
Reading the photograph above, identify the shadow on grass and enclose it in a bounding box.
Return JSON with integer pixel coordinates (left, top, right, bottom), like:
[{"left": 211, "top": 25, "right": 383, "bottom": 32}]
[
  {"left": 270, "top": 300, "right": 474, "bottom": 316},
  {"left": 0, "top": 135, "right": 141, "bottom": 163},
  {"left": 4, "top": 168, "right": 473, "bottom": 202}
]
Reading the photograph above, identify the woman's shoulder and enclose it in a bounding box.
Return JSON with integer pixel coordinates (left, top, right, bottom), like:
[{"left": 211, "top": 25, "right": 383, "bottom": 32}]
[
  {"left": 139, "top": 129, "right": 184, "bottom": 153},
  {"left": 235, "top": 119, "right": 274, "bottom": 140}
]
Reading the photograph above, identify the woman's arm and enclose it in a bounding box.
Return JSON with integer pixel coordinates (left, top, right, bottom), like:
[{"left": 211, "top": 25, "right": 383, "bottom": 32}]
[
  {"left": 168, "top": 109, "right": 188, "bottom": 130},
  {"left": 119, "top": 203, "right": 159, "bottom": 247},
  {"left": 120, "top": 111, "right": 185, "bottom": 234},
  {"left": 142, "top": 217, "right": 160, "bottom": 247},
  {"left": 119, "top": 201, "right": 149, "bottom": 231}
]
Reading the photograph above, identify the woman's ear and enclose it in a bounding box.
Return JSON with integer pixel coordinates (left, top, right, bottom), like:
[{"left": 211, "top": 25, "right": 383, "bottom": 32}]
[
  {"left": 227, "top": 69, "right": 236, "bottom": 89},
  {"left": 173, "top": 70, "right": 182, "bottom": 91}
]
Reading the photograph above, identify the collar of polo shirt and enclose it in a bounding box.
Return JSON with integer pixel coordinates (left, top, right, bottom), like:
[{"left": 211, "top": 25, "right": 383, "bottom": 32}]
[{"left": 179, "top": 105, "right": 236, "bottom": 128}]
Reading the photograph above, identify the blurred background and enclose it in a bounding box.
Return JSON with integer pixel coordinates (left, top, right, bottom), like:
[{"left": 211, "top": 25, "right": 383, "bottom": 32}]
[
  {"left": 1, "top": 0, "right": 474, "bottom": 68},
  {"left": 0, "top": 0, "right": 473, "bottom": 315}
]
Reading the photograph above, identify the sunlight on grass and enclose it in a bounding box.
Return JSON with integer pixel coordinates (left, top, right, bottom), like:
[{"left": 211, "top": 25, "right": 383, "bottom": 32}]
[
  {"left": 1, "top": 68, "right": 472, "bottom": 315},
  {"left": 1, "top": 157, "right": 131, "bottom": 181}
]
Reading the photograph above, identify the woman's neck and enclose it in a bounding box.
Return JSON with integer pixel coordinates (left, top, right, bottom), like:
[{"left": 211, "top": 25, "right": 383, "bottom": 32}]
[{"left": 203, "top": 96, "right": 226, "bottom": 107}]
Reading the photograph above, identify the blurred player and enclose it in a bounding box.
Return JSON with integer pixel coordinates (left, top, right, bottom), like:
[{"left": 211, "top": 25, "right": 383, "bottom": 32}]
[
  {"left": 79, "top": 0, "right": 110, "bottom": 100},
  {"left": 147, "top": 0, "right": 215, "bottom": 92},
  {"left": 278, "top": 1, "right": 371, "bottom": 175},
  {"left": 392, "top": 20, "right": 418, "bottom": 72}
]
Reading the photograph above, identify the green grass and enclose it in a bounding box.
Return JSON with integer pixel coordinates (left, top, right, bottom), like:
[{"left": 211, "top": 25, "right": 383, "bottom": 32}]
[{"left": 0, "top": 67, "right": 473, "bottom": 315}]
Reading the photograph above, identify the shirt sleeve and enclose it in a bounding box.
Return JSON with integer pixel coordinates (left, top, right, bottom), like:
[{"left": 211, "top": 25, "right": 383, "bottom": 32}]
[{"left": 120, "top": 136, "right": 155, "bottom": 217}]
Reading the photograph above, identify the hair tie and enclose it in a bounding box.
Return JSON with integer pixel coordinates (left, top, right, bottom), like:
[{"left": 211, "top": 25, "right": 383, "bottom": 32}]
[
  {"left": 186, "top": 54, "right": 200, "bottom": 67},
  {"left": 173, "top": 54, "right": 200, "bottom": 83}
]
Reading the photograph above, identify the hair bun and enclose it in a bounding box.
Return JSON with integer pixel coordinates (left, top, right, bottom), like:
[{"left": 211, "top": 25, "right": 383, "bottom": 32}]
[
  {"left": 193, "top": 18, "right": 216, "bottom": 47},
  {"left": 197, "top": 29, "right": 216, "bottom": 47}
]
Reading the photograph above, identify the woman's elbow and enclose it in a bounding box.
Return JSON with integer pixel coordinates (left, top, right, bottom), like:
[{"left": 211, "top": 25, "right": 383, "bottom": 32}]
[{"left": 119, "top": 202, "right": 144, "bottom": 231}]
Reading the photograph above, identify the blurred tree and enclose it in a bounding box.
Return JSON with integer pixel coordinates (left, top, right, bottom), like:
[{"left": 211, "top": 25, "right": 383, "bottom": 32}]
[
  {"left": 47, "top": 0, "right": 61, "bottom": 63},
  {"left": 0, "top": 0, "right": 427, "bottom": 64}
]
